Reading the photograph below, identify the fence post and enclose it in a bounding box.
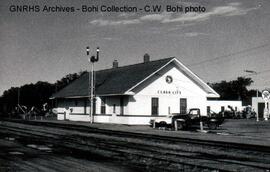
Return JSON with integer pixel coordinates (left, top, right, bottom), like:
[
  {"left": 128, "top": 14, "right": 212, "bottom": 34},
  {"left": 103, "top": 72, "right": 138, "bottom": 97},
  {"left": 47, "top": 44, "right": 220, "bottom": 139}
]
[
  {"left": 200, "top": 121, "right": 204, "bottom": 132},
  {"left": 174, "top": 120, "right": 178, "bottom": 131}
]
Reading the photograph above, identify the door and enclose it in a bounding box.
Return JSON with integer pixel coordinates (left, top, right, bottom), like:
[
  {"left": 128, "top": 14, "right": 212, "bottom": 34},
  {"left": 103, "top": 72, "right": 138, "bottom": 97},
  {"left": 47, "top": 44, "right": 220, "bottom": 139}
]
[
  {"left": 151, "top": 98, "right": 159, "bottom": 116},
  {"left": 120, "top": 97, "right": 124, "bottom": 115},
  {"left": 65, "top": 109, "right": 70, "bottom": 120},
  {"left": 84, "top": 99, "right": 87, "bottom": 114},
  {"left": 93, "top": 99, "right": 96, "bottom": 115},
  {"left": 258, "top": 103, "right": 265, "bottom": 119}
]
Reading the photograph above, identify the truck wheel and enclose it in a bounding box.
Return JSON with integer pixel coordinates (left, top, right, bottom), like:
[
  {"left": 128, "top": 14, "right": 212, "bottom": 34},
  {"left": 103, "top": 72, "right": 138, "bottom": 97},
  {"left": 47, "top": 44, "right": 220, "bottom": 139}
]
[
  {"left": 208, "top": 122, "right": 217, "bottom": 130},
  {"left": 177, "top": 121, "right": 184, "bottom": 130},
  {"left": 159, "top": 121, "right": 167, "bottom": 128}
]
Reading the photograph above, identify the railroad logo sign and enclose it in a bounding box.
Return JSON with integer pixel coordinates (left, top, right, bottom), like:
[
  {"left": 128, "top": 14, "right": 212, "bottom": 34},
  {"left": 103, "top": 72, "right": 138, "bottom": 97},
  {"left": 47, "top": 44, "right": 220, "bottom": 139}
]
[
  {"left": 166, "top": 75, "right": 173, "bottom": 84},
  {"left": 262, "top": 90, "right": 270, "bottom": 101}
]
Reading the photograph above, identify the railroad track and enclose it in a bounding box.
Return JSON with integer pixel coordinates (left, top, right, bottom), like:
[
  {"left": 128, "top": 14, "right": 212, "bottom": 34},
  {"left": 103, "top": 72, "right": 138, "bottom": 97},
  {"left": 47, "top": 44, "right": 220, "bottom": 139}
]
[
  {"left": 5, "top": 119, "right": 270, "bottom": 153},
  {"left": 0, "top": 119, "right": 270, "bottom": 172}
]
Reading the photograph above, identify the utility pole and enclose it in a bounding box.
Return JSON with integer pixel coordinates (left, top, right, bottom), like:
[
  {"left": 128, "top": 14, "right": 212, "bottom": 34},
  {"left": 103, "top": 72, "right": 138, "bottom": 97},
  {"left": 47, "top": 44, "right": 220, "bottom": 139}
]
[
  {"left": 86, "top": 46, "right": 99, "bottom": 123},
  {"left": 18, "top": 87, "right": 20, "bottom": 106}
]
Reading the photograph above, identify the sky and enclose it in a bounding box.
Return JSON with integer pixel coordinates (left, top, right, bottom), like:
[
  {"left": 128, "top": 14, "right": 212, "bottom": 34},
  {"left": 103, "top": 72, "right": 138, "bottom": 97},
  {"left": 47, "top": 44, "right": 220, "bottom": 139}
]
[{"left": 0, "top": 0, "right": 270, "bottom": 96}]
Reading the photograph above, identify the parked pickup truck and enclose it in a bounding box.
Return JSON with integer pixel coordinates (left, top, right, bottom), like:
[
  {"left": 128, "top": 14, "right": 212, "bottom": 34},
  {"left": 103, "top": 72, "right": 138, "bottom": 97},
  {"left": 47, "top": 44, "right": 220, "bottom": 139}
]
[{"left": 150, "top": 108, "right": 224, "bottom": 130}]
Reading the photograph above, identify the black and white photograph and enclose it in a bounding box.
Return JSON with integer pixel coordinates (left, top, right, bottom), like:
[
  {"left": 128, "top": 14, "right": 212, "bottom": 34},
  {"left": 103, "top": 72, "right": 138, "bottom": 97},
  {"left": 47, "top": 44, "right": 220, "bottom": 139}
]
[{"left": 0, "top": 0, "right": 270, "bottom": 171}]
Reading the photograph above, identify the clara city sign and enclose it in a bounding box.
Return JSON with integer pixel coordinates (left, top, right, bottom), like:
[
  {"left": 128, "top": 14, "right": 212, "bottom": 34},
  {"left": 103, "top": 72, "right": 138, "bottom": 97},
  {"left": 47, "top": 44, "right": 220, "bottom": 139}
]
[
  {"left": 157, "top": 90, "right": 181, "bottom": 95},
  {"left": 157, "top": 75, "right": 181, "bottom": 95}
]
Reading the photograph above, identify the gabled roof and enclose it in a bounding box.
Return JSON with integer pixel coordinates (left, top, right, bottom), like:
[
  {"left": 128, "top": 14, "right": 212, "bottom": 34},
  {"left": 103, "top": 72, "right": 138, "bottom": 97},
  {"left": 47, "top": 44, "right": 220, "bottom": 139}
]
[
  {"left": 172, "top": 58, "right": 219, "bottom": 98},
  {"left": 51, "top": 57, "right": 219, "bottom": 99},
  {"left": 51, "top": 57, "right": 174, "bottom": 98}
]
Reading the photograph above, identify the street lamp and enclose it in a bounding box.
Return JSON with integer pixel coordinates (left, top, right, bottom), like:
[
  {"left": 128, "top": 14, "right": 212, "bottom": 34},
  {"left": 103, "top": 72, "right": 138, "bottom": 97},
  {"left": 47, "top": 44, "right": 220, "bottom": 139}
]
[
  {"left": 244, "top": 70, "right": 259, "bottom": 121},
  {"left": 86, "top": 46, "right": 99, "bottom": 123}
]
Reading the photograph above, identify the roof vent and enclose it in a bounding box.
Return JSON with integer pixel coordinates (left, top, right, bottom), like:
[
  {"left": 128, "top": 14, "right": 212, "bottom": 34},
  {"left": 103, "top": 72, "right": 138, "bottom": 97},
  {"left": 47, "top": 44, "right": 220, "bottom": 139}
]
[
  {"left": 143, "top": 53, "right": 150, "bottom": 63},
  {"left": 113, "top": 60, "right": 118, "bottom": 68}
]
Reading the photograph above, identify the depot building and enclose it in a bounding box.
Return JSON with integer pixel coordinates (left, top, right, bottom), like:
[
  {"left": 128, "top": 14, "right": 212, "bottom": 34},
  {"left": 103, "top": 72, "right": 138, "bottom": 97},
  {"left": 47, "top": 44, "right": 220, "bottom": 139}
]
[{"left": 51, "top": 56, "right": 220, "bottom": 125}]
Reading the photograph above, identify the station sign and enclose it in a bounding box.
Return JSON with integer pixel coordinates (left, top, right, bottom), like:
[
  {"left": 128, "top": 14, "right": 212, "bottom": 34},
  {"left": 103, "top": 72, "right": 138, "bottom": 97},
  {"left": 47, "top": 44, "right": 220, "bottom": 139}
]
[{"left": 157, "top": 90, "right": 181, "bottom": 95}]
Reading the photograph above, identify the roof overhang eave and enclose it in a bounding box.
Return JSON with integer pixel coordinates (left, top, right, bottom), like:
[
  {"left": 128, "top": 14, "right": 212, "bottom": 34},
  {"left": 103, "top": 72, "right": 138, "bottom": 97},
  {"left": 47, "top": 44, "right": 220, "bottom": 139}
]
[
  {"left": 207, "top": 93, "right": 220, "bottom": 98},
  {"left": 126, "top": 58, "right": 175, "bottom": 93},
  {"left": 51, "top": 92, "right": 134, "bottom": 99}
]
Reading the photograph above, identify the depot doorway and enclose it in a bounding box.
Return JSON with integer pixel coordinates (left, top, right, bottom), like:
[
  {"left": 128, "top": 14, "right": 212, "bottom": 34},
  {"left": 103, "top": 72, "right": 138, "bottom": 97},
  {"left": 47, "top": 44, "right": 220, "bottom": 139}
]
[{"left": 258, "top": 103, "right": 265, "bottom": 119}]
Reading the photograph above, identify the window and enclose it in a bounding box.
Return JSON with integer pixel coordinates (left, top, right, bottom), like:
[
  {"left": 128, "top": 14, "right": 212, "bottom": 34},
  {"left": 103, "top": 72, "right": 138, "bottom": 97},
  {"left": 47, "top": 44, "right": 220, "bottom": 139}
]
[
  {"left": 180, "top": 98, "right": 187, "bottom": 114},
  {"left": 151, "top": 98, "right": 159, "bottom": 116},
  {"left": 207, "top": 106, "right": 211, "bottom": 115},
  {"left": 190, "top": 110, "right": 199, "bottom": 115},
  {"left": 190, "top": 109, "right": 200, "bottom": 119},
  {"left": 101, "top": 98, "right": 106, "bottom": 114},
  {"left": 113, "top": 104, "right": 116, "bottom": 113}
]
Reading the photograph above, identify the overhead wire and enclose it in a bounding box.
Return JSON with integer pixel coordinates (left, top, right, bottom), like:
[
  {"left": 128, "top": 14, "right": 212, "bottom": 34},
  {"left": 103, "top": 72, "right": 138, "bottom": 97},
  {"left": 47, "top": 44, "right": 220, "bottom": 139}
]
[
  {"left": 183, "top": 42, "right": 270, "bottom": 85},
  {"left": 186, "top": 43, "right": 270, "bottom": 67}
]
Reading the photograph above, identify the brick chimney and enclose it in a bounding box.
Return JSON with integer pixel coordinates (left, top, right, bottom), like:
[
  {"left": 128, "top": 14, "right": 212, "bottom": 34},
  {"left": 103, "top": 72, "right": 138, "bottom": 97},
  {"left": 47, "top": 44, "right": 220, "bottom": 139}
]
[
  {"left": 113, "top": 60, "right": 118, "bottom": 68},
  {"left": 143, "top": 53, "right": 150, "bottom": 63}
]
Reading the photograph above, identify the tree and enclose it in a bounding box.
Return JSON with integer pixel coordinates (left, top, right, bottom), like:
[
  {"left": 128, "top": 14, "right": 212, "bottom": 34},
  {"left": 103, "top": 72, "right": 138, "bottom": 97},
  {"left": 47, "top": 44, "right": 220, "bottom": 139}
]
[
  {"left": 0, "top": 82, "right": 55, "bottom": 113},
  {"left": 209, "top": 77, "right": 257, "bottom": 105},
  {"left": 0, "top": 71, "right": 87, "bottom": 114},
  {"left": 55, "top": 71, "right": 87, "bottom": 91}
]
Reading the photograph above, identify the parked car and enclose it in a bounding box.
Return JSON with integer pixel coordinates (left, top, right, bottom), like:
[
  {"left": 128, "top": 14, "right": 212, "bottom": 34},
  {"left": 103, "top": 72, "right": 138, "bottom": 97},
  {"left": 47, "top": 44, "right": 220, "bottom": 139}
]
[
  {"left": 150, "top": 108, "right": 224, "bottom": 130},
  {"left": 241, "top": 106, "right": 256, "bottom": 119}
]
